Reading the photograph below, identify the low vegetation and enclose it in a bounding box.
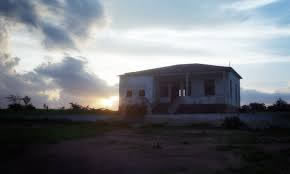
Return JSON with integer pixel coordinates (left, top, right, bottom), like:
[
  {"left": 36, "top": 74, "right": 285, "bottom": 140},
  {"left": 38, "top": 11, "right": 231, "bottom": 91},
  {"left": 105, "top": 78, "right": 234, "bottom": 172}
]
[
  {"left": 240, "top": 98, "right": 290, "bottom": 113},
  {"left": 1, "top": 119, "right": 290, "bottom": 174},
  {"left": 124, "top": 103, "right": 147, "bottom": 118},
  {"left": 0, "top": 95, "right": 117, "bottom": 116},
  {"left": 222, "top": 116, "right": 246, "bottom": 129}
]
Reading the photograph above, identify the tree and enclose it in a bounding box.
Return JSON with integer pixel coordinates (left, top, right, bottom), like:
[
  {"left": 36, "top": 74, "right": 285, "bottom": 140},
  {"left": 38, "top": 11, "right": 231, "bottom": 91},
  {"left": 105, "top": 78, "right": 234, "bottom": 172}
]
[
  {"left": 240, "top": 105, "right": 250, "bottom": 113},
  {"left": 268, "top": 98, "right": 289, "bottom": 112},
  {"left": 22, "top": 96, "right": 31, "bottom": 106},
  {"left": 249, "top": 102, "right": 266, "bottom": 112},
  {"left": 275, "top": 98, "right": 287, "bottom": 107},
  {"left": 43, "top": 104, "right": 49, "bottom": 111},
  {"left": 69, "top": 102, "right": 83, "bottom": 111},
  {"left": 6, "top": 95, "right": 22, "bottom": 104}
]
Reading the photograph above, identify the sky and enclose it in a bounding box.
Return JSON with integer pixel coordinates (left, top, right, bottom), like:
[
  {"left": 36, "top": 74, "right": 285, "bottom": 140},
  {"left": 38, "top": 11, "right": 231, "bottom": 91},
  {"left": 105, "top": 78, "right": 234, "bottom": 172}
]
[{"left": 0, "top": 0, "right": 290, "bottom": 109}]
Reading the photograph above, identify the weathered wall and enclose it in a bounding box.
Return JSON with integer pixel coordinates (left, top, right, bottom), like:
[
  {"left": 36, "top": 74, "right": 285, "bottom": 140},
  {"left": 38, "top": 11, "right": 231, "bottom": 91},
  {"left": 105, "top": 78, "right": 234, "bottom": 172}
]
[
  {"left": 227, "top": 72, "right": 240, "bottom": 107},
  {"left": 187, "top": 77, "right": 226, "bottom": 104},
  {"left": 119, "top": 75, "right": 155, "bottom": 107}
]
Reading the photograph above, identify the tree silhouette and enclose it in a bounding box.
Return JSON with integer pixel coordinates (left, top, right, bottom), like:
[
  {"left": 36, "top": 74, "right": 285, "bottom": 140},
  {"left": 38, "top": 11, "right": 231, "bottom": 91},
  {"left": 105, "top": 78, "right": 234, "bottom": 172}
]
[
  {"left": 6, "top": 95, "right": 22, "bottom": 104},
  {"left": 22, "top": 96, "right": 31, "bottom": 106}
]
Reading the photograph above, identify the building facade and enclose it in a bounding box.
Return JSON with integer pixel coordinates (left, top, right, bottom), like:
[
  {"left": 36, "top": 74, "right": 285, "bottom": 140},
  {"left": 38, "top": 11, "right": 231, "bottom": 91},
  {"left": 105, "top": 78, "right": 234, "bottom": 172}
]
[{"left": 119, "top": 64, "right": 242, "bottom": 114}]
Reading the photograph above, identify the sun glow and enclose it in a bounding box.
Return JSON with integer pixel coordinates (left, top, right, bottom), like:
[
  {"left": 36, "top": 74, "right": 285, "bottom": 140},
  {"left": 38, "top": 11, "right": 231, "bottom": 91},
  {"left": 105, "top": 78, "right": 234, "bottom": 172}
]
[{"left": 100, "top": 96, "right": 118, "bottom": 109}]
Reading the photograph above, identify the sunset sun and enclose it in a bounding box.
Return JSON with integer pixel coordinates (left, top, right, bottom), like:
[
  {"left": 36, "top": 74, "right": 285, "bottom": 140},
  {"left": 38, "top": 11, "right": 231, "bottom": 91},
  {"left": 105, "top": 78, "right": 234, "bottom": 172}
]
[{"left": 100, "top": 96, "right": 118, "bottom": 109}]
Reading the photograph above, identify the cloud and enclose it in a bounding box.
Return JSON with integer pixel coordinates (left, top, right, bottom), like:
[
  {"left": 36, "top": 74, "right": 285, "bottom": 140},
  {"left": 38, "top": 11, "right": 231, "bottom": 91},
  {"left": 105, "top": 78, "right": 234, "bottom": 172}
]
[
  {"left": 224, "top": 0, "right": 280, "bottom": 11},
  {"left": 106, "top": 0, "right": 246, "bottom": 29},
  {"left": 241, "top": 88, "right": 290, "bottom": 105},
  {"left": 0, "top": 0, "right": 106, "bottom": 50},
  {"left": 0, "top": 55, "right": 53, "bottom": 108},
  {"left": 35, "top": 57, "right": 116, "bottom": 97},
  {"left": 0, "top": 55, "right": 117, "bottom": 108},
  {"left": 90, "top": 24, "right": 290, "bottom": 64}
]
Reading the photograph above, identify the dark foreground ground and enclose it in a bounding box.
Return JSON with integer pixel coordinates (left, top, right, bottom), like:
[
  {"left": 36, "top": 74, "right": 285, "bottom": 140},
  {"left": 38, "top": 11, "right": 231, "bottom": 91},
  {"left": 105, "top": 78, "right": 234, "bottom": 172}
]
[{"left": 1, "top": 120, "right": 290, "bottom": 174}]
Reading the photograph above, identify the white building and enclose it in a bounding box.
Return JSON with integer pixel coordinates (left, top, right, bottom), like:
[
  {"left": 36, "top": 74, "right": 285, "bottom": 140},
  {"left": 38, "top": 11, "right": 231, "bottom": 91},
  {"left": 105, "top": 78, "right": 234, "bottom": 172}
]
[{"left": 119, "top": 64, "right": 242, "bottom": 114}]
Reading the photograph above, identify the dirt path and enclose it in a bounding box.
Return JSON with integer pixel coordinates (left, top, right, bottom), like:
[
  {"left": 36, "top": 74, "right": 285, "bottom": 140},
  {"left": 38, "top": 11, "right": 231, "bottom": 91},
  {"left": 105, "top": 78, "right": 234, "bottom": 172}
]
[{"left": 2, "top": 129, "right": 239, "bottom": 174}]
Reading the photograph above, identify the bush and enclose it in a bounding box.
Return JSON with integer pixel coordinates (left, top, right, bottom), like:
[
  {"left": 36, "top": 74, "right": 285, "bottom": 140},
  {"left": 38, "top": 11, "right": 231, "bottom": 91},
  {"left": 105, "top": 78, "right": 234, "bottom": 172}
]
[
  {"left": 222, "top": 116, "right": 246, "bottom": 129},
  {"left": 7, "top": 103, "right": 24, "bottom": 112},
  {"left": 125, "top": 103, "right": 147, "bottom": 118},
  {"left": 25, "top": 104, "right": 36, "bottom": 111},
  {"left": 268, "top": 98, "right": 290, "bottom": 112},
  {"left": 240, "top": 105, "right": 251, "bottom": 113},
  {"left": 249, "top": 103, "right": 266, "bottom": 112}
]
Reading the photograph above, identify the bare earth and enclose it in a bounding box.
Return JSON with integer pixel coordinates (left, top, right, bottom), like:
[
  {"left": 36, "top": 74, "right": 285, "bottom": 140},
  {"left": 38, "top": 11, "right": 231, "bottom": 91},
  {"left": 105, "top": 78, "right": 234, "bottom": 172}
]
[
  {"left": 2, "top": 124, "right": 289, "bottom": 174},
  {"left": 2, "top": 129, "right": 241, "bottom": 174}
]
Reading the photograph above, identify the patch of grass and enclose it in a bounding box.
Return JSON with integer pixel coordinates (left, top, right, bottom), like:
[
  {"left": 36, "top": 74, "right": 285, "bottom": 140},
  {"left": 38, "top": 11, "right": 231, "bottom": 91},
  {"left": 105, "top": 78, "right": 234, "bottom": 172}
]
[
  {"left": 0, "top": 121, "right": 117, "bottom": 144},
  {"left": 217, "top": 145, "right": 290, "bottom": 174}
]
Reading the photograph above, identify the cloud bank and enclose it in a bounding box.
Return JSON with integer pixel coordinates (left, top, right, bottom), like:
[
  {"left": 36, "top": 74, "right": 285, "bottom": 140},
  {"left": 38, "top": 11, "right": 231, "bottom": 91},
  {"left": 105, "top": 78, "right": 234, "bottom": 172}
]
[
  {"left": 241, "top": 88, "right": 290, "bottom": 105},
  {"left": 0, "top": 0, "right": 106, "bottom": 50},
  {"left": 0, "top": 56, "right": 116, "bottom": 108}
]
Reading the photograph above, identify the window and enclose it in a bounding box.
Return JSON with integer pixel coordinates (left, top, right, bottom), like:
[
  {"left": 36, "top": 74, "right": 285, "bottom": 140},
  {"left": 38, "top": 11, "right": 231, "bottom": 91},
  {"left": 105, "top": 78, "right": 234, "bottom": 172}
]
[
  {"left": 126, "top": 90, "right": 132, "bottom": 97},
  {"left": 178, "top": 89, "right": 186, "bottom": 96},
  {"left": 204, "top": 80, "right": 215, "bottom": 96},
  {"left": 139, "top": 89, "right": 145, "bottom": 97},
  {"left": 160, "top": 86, "right": 168, "bottom": 97}
]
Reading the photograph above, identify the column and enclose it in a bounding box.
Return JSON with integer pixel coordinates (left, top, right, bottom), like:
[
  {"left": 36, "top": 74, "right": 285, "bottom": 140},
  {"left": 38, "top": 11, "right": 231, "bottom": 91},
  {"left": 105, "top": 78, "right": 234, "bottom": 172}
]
[
  {"left": 185, "top": 73, "right": 189, "bottom": 96},
  {"left": 168, "top": 83, "right": 172, "bottom": 102}
]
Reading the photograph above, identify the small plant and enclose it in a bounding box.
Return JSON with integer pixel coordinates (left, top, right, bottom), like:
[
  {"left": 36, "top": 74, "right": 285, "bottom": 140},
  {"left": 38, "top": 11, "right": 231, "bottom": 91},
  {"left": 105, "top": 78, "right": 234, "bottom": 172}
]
[
  {"left": 7, "top": 103, "right": 23, "bottom": 111},
  {"left": 222, "top": 116, "right": 246, "bottom": 129}
]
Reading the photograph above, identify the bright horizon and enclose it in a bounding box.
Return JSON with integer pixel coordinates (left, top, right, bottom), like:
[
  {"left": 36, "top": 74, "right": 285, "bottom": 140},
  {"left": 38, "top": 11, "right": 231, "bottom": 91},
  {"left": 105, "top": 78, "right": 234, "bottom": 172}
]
[{"left": 1, "top": 0, "right": 290, "bottom": 110}]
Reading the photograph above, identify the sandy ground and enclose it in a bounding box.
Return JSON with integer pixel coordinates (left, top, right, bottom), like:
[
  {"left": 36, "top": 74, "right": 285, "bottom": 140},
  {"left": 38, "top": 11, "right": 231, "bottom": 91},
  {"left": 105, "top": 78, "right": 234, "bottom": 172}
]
[{"left": 1, "top": 129, "right": 240, "bottom": 174}]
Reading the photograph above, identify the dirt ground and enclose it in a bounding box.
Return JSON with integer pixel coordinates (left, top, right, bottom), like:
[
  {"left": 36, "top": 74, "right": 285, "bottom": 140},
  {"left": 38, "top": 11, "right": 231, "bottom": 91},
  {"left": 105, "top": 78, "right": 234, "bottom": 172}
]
[{"left": 1, "top": 123, "right": 290, "bottom": 174}]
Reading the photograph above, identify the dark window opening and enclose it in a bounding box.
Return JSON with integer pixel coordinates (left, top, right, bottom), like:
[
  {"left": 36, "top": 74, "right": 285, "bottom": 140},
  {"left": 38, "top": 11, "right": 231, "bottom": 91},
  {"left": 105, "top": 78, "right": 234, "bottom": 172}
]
[
  {"left": 139, "top": 89, "right": 145, "bottom": 97},
  {"left": 160, "top": 86, "right": 168, "bottom": 97},
  {"left": 204, "top": 80, "right": 215, "bottom": 96},
  {"left": 126, "top": 90, "right": 132, "bottom": 97}
]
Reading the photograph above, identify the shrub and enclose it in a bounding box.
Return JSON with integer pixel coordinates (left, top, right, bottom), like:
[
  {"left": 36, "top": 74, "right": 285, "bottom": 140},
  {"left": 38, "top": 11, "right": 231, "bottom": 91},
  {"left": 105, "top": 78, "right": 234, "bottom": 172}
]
[
  {"left": 125, "top": 103, "right": 147, "bottom": 118},
  {"left": 249, "top": 103, "right": 267, "bottom": 112},
  {"left": 268, "top": 98, "right": 290, "bottom": 112},
  {"left": 240, "top": 105, "right": 251, "bottom": 113},
  {"left": 222, "top": 116, "right": 246, "bottom": 129},
  {"left": 25, "top": 104, "right": 36, "bottom": 111},
  {"left": 8, "top": 103, "right": 23, "bottom": 112}
]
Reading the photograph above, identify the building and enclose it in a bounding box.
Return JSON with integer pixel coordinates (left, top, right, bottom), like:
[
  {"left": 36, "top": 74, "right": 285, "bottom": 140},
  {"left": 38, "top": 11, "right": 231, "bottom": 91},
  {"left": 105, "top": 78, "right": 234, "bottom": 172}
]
[{"left": 119, "top": 64, "right": 242, "bottom": 114}]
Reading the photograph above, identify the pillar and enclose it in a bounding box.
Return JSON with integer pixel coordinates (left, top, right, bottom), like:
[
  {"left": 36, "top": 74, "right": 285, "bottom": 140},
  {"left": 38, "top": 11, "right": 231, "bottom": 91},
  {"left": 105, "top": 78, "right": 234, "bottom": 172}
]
[
  {"left": 185, "top": 73, "right": 189, "bottom": 96},
  {"left": 168, "top": 83, "right": 172, "bottom": 101}
]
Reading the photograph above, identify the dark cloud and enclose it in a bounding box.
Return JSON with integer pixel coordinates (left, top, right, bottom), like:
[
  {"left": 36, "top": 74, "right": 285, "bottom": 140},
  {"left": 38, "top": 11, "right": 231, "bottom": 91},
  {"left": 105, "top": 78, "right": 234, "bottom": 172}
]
[
  {"left": 35, "top": 57, "right": 116, "bottom": 97},
  {"left": 0, "top": 55, "right": 53, "bottom": 108},
  {"left": 41, "top": 23, "right": 75, "bottom": 50},
  {"left": 0, "top": 0, "right": 106, "bottom": 50},
  {"left": 0, "top": 56, "right": 117, "bottom": 108},
  {"left": 241, "top": 88, "right": 290, "bottom": 105}
]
